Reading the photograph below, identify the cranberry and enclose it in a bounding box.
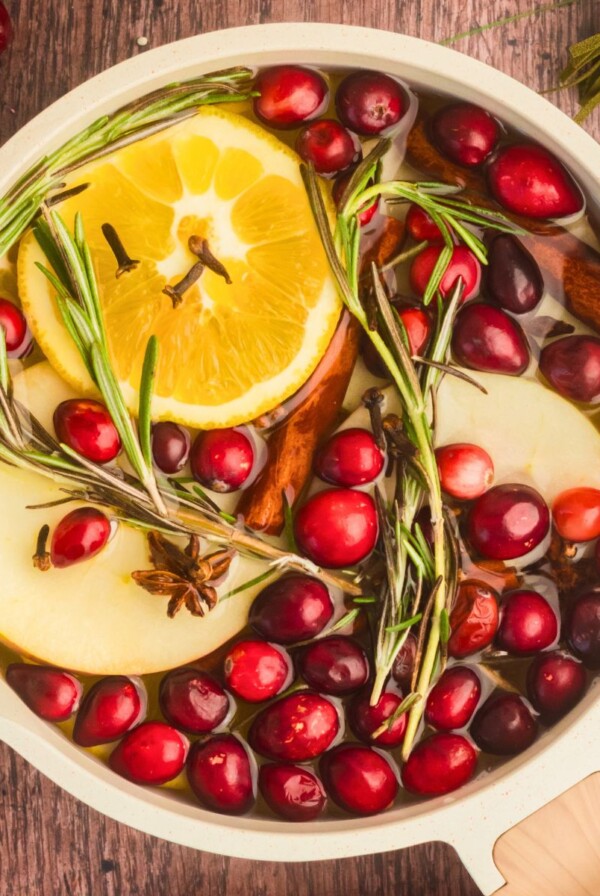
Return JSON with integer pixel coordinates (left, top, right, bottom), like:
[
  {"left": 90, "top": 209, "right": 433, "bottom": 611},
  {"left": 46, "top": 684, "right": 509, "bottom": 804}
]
[
  {"left": 253, "top": 65, "right": 328, "bottom": 128},
  {"left": 53, "top": 399, "right": 121, "bottom": 464},
  {"left": 249, "top": 574, "right": 333, "bottom": 644},
  {"left": 565, "top": 590, "right": 600, "bottom": 669},
  {"left": 487, "top": 144, "right": 583, "bottom": 219},
  {"left": 249, "top": 691, "right": 340, "bottom": 761},
  {"left": 539, "top": 336, "right": 600, "bottom": 403},
  {"left": 259, "top": 763, "right": 326, "bottom": 821},
  {"left": 314, "top": 428, "right": 384, "bottom": 487},
  {"left": 527, "top": 652, "right": 587, "bottom": 721},
  {"left": 223, "top": 640, "right": 291, "bottom": 703},
  {"left": 296, "top": 119, "right": 361, "bottom": 176},
  {"left": 410, "top": 245, "right": 481, "bottom": 301},
  {"left": 348, "top": 689, "right": 407, "bottom": 747},
  {"left": 425, "top": 666, "right": 481, "bottom": 731},
  {"left": 294, "top": 488, "right": 378, "bottom": 568},
  {"left": 448, "top": 580, "right": 500, "bottom": 658},
  {"left": 159, "top": 668, "right": 230, "bottom": 734},
  {"left": 0, "top": 298, "right": 29, "bottom": 354},
  {"left": 320, "top": 744, "right": 398, "bottom": 815},
  {"left": 297, "top": 636, "right": 369, "bottom": 696},
  {"left": 0, "top": 2, "right": 13, "bottom": 54},
  {"left": 6, "top": 664, "right": 82, "bottom": 722},
  {"left": 405, "top": 204, "right": 443, "bottom": 242},
  {"left": 451, "top": 303, "right": 530, "bottom": 375},
  {"left": 187, "top": 734, "right": 254, "bottom": 815},
  {"left": 109, "top": 721, "right": 189, "bottom": 785},
  {"left": 73, "top": 676, "right": 146, "bottom": 746},
  {"left": 50, "top": 507, "right": 112, "bottom": 568},
  {"left": 401, "top": 733, "right": 477, "bottom": 796},
  {"left": 190, "top": 427, "right": 254, "bottom": 492},
  {"left": 496, "top": 590, "right": 558, "bottom": 655},
  {"left": 485, "top": 234, "right": 544, "bottom": 314},
  {"left": 332, "top": 172, "right": 379, "bottom": 225},
  {"left": 436, "top": 443, "right": 494, "bottom": 501},
  {"left": 335, "top": 70, "right": 405, "bottom": 136},
  {"left": 362, "top": 305, "right": 431, "bottom": 376},
  {"left": 151, "top": 421, "right": 190, "bottom": 474},
  {"left": 470, "top": 693, "right": 537, "bottom": 755},
  {"left": 391, "top": 633, "right": 418, "bottom": 689},
  {"left": 468, "top": 484, "right": 550, "bottom": 561},
  {"left": 430, "top": 103, "right": 500, "bottom": 167},
  {"left": 552, "top": 488, "right": 600, "bottom": 542}
]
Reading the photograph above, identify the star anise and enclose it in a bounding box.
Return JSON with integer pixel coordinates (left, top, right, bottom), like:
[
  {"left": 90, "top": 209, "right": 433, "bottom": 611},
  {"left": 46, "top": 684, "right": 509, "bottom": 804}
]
[{"left": 131, "top": 531, "right": 234, "bottom": 618}]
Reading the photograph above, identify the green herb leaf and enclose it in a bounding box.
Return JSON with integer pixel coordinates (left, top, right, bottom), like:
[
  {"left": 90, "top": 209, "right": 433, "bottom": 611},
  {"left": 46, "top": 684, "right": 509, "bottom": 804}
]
[{"left": 138, "top": 335, "right": 158, "bottom": 468}]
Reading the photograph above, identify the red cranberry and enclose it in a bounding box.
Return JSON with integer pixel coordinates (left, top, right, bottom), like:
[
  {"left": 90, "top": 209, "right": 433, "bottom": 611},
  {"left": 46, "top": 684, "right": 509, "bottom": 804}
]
[
  {"left": 320, "top": 744, "right": 398, "bottom": 814},
  {"left": 294, "top": 488, "right": 378, "bottom": 568},
  {"left": 430, "top": 103, "right": 500, "bottom": 167},
  {"left": 151, "top": 421, "right": 190, "bottom": 474},
  {"left": 253, "top": 65, "right": 328, "bottom": 128},
  {"left": 223, "top": 640, "right": 291, "bottom": 703},
  {"left": 335, "top": 70, "right": 405, "bottom": 136},
  {"left": 249, "top": 691, "right": 340, "bottom": 761},
  {"left": 296, "top": 119, "right": 361, "bottom": 176},
  {"left": 0, "top": 2, "right": 13, "bottom": 54},
  {"left": 487, "top": 144, "right": 583, "bottom": 219},
  {"left": 425, "top": 666, "right": 481, "bottom": 731},
  {"left": 496, "top": 590, "right": 558, "bottom": 655},
  {"left": 187, "top": 734, "right": 254, "bottom": 815},
  {"left": 297, "top": 636, "right": 369, "bottom": 696},
  {"left": 410, "top": 245, "right": 481, "bottom": 301},
  {"left": 332, "top": 172, "right": 379, "bottom": 225},
  {"left": 485, "top": 234, "right": 544, "bottom": 314},
  {"left": 50, "top": 507, "right": 112, "bottom": 568},
  {"left": 109, "top": 721, "right": 189, "bottom": 785},
  {"left": 468, "top": 484, "right": 550, "bottom": 561},
  {"left": 73, "top": 676, "right": 146, "bottom": 746},
  {"left": 539, "top": 336, "right": 600, "bottom": 403},
  {"left": 552, "top": 488, "right": 600, "bottom": 542},
  {"left": 436, "top": 443, "right": 494, "bottom": 501},
  {"left": 0, "top": 298, "right": 29, "bottom": 354},
  {"left": 53, "top": 399, "right": 121, "bottom": 464},
  {"left": 401, "top": 733, "right": 477, "bottom": 796},
  {"left": 565, "top": 590, "right": 600, "bottom": 669},
  {"left": 249, "top": 574, "right": 333, "bottom": 644},
  {"left": 451, "top": 303, "right": 530, "bottom": 375},
  {"left": 6, "top": 664, "right": 82, "bottom": 722},
  {"left": 470, "top": 693, "right": 537, "bottom": 755},
  {"left": 259, "top": 763, "right": 326, "bottom": 821},
  {"left": 348, "top": 689, "right": 407, "bottom": 747},
  {"left": 391, "top": 633, "right": 418, "bottom": 689},
  {"left": 448, "top": 581, "right": 500, "bottom": 658},
  {"left": 190, "top": 427, "right": 254, "bottom": 492},
  {"left": 527, "top": 652, "right": 587, "bottom": 721},
  {"left": 159, "top": 668, "right": 230, "bottom": 734},
  {"left": 361, "top": 305, "right": 431, "bottom": 377},
  {"left": 405, "top": 204, "right": 443, "bottom": 242},
  {"left": 314, "top": 427, "right": 384, "bottom": 487}
]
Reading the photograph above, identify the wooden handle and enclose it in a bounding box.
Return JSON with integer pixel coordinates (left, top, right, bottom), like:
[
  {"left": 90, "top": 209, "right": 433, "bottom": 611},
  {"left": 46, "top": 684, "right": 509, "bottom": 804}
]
[{"left": 492, "top": 772, "right": 600, "bottom": 895}]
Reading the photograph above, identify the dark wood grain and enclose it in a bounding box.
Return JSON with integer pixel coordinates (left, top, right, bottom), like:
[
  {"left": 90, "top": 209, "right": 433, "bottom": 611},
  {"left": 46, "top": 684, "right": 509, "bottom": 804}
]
[{"left": 0, "top": 2, "right": 598, "bottom": 895}]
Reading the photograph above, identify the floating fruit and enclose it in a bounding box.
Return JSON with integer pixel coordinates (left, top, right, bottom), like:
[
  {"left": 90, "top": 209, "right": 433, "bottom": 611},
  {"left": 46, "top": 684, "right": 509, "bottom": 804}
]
[
  {"left": 401, "top": 733, "right": 477, "bottom": 796},
  {"left": 253, "top": 66, "right": 328, "bottom": 128},
  {"left": 259, "top": 763, "right": 326, "bottom": 821},
  {"left": 552, "top": 487, "right": 600, "bottom": 542},
  {"left": 527, "top": 652, "right": 586, "bottom": 721},
  {"left": 539, "top": 336, "right": 600, "bottom": 404},
  {"left": 320, "top": 744, "right": 399, "bottom": 814},
  {"left": 565, "top": 591, "right": 600, "bottom": 669},
  {"left": 159, "top": 668, "right": 230, "bottom": 734},
  {"left": 335, "top": 70, "right": 405, "bottom": 135},
  {"left": 405, "top": 205, "right": 443, "bottom": 242},
  {"left": 487, "top": 144, "right": 583, "bottom": 219},
  {"left": 6, "top": 664, "right": 82, "bottom": 722},
  {"left": 73, "top": 675, "right": 146, "bottom": 746},
  {"left": 485, "top": 234, "right": 544, "bottom": 314},
  {"left": 187, "top": 734, "right": 254, "bottom": 815},
  {"left": 294, "top": 488, "right": 378, "bottom": 568},
  {"left": 53, "top": 399, "right": 121, "bottom": 464},
  {"left": 297, "top": 636, "right": 369, "bottom": 695},
  {"left": 0, "top": 298, "right": 28, "bottom": 353},
  {"left": 249, "top": 574, "right": 334, "bottom": 644},
  {"left": 391, "top": 634, "right": 417, "bottom": 689},
  {"left": 348, "top": 689, "right": 407, "bottom": 747},
  {"left": 451, "top": 303, "right": 530, "bottom": 375},
  {"left": 190, "top": 427, "right": 255, "bottom": 492},
  {"left": 425, "top": 666, "right": 481, "bottom": 731},
  {"left": 109, "top": 721, "right": 189, "bottom": 784},
  {"left": 314, "top": 427, "right": 384, "bottom": 487},
  {"left": 332, "top": 172, "right": 379, "bottom": 225},
  {"left": 496, "top": 590, "right": 558, "bottom": 655},
  {"left": 223, "top": 639, "right": 292, "bottom": 702},
  {"left": 151, "top": 421, "right": 190, "bottom": 474},
  {"left": 435, "top": 443, "right": 494, "bottom": 500},
  {"left": 430, "top": 103, "right": 500, "bottom": 167},
  {"left": 470, "top": 694, "right": 537, "bottom": 755},
  {"left": 50, "top": 507, "right": 112, "bottom": 568},
  {"left": 468, "top": 484, "right": 550, "bottom": 561},
  {"left": 249, "top": 691, "right": 340, "bottom": 761},
  {"left": 296, "top": 119, "right": 361, "bottom": 175},
  {"left": 448, "top": 581, "right": 500, "bottom": 658},
  {"left": 410, "top": 245, "right": 481, "bottom": 301}
]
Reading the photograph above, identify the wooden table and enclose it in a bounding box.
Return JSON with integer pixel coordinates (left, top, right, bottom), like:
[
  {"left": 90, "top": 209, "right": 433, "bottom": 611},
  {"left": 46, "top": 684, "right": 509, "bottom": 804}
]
[{"left": 0, "top": 2, "right": 598, "bottom": 894}]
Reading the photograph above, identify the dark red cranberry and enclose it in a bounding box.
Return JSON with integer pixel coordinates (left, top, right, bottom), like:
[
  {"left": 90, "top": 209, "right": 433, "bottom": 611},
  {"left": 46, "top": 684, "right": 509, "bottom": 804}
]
[
  {"left": 552, "top": 487, "right": 600, "bottom": 542},
  {"left": 527, "top": 652, "right": 587, "bottom": 721},
  {"left": 73, "top": 676, "right": 146, "bottom": 746},
  {"left": 187, "top": 734, "right": 254, "bottom": 815},
  {"left": 468, "top": 484, "right": 550, "bottom": 560},
  {"left": 405, "top": 204, "right": 443, "bottom": 242},
  {"left": 223, "top": 640, "right": 291, "bottom": 703},
  {"left": 159, "top": 668, "right": 230, "bottom": 734},
  {"left": 294, "top": 488, "right": 378, "bottom": 568},
  {"left": 50, "top": 507, "right": 112, "bottom": 568},
  {"left": 6, "top": 664, "right": 82, "bottom": 722},
  {"left": 451, "top": 303, "right": 530, "bottom": 375},
  {"left": 109, "top": 721, "right": 189, "bottom": 785},
  {"left": 436, "top": 443, "right": 494, "bottom": 501},
  {"left": 430, "top": 103, "right": 500, "bottom": 167},
  {"left": 314, "top": 427, "right": 384, "bottom": 487},
  {"left": 391, "top": 633, "right": 418, "bottom": 689},
  {"left": 151, "top": 421, "right": 190, "bottom": 474},
  {"left": 401, "top": 733, "right": 477, "bottom": 796},
  {"left": 425, "top": 666, "right": 481, "bottom": 731},
  {"left": 448, "top": 581, "right": 500, "bottom": 658},
  {"left": 332, "top": 172, "right": 379, "bottom": 225},
  {"left": 335, "top": 70, "right": 405, "bottom": 136},
  {"left": 190, "top": 427, "right": 254, "bottom": 492},
  {"left": 0, "top": 2, "right": 13, "bottom": 54},
  {"left": 53, "top": 399, "right": 121, "bottom": 464},
  {"left": 485, "top": 234, "right": 544, "bottom": 314},
  {"left": 0, "top": 298, "right": 28, "bottom": 353},
  {"left": 470, "top": 693, "right": 537, "bottom": 755},
  {"left": 320, "top": 744, "right": 398, "bottom": 814},
  {"left": 259, "top": 763, "right": 326, "bottom": 821},
  {"left": 496, "top": 590, "right": 558, "bottom": 655},
  {"left": 249, "top": 691, "right": 340, "bottom": 761},
  {"left": 296, "top": 119, "right": 361, "bottom": 176},
  {"left": 297, "top": 636, "right": 369, "bottom": 696},
  {"left": 348, "top": 689, "right": 407, "bottom": 747},
  {"left": 249, "top": 574, "right": 333, "bottom": 644},
  {"left": 487, "top": 144, "right": 583, "bottom": 219},
  {"left": 253, "top": 65, "right": 328, "bottom": 128},
  {"left": 565, "top": 590, "right": 600, "bottom": 669},
  {"left": 410, "top": 245, "right": 481, "bottom": 301},
  {"left": 539, "top": 336, "right": 600, "bottom": 403}
]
